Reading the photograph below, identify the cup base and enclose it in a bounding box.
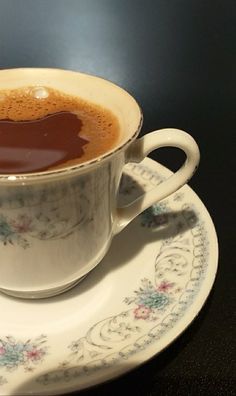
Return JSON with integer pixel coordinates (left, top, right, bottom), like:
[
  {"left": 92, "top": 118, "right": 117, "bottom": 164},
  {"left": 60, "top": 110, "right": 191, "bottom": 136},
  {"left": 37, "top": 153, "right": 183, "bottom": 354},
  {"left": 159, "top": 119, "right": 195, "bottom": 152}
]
[{"left": 0, "top": 274, "right": 87, "bottom": 299}]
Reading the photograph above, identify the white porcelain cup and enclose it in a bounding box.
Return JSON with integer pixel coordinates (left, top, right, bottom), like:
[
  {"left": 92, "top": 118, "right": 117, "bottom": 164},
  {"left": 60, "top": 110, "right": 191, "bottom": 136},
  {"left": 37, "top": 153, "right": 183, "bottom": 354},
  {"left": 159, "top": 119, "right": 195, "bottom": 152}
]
[{"left": 0, "top": 68, "right": 200, "bottom": 299}]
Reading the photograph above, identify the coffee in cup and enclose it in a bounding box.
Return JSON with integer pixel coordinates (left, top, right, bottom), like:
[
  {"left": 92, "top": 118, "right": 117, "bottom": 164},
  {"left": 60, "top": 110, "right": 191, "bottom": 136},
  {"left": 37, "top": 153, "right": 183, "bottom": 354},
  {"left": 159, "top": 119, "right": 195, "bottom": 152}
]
[{"left": 0, "top": 86, "right": 120, "bottom": 173}]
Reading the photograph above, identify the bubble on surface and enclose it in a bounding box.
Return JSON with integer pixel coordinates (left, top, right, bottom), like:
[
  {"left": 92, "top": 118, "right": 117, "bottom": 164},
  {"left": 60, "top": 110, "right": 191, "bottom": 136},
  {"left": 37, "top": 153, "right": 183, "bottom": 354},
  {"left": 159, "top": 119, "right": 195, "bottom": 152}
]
[{"left": 30, "top": 86, "right": 49, "bottom": 99}]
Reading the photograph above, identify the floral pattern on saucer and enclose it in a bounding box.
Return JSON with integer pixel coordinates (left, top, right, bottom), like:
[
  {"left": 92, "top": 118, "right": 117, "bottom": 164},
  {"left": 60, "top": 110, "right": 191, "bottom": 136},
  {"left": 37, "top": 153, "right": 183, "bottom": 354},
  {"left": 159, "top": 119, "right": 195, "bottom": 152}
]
[
  {"left": 36, "top": 164, "right": 209, "bottom": 387},
  {"left": 0, "top": 161, "right": 217, "bottom": 396},
  {"left": 0, "top": 335, "right": 48, "bottom": 372},
  {"left": 125, "top": 278, "right": 174, "bottom": 321},
  {"left": 140, "top": 202, "right": 169, "bottom": 228}
]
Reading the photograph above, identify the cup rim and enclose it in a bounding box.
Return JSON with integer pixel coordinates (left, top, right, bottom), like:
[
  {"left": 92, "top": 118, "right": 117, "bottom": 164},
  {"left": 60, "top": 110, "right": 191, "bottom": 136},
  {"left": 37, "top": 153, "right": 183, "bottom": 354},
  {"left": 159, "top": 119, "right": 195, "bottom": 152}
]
[{"left": 0, "top": 68, "right": 143, "bottom": 184}]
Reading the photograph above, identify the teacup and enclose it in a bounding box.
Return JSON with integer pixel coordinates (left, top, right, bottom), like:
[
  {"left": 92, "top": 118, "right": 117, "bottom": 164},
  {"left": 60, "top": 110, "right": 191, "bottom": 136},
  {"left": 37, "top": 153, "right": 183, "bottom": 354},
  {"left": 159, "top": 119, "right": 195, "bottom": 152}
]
[{"left": 0, "top": 68, "right": 200, "bottom": 298}]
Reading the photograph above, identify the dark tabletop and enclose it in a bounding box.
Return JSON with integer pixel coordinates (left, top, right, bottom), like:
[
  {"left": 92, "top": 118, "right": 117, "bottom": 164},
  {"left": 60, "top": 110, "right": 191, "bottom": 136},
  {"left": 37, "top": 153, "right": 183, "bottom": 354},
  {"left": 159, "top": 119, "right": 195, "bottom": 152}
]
[{"left": 0, "top": 1, "right": 235, "bottom": 395}]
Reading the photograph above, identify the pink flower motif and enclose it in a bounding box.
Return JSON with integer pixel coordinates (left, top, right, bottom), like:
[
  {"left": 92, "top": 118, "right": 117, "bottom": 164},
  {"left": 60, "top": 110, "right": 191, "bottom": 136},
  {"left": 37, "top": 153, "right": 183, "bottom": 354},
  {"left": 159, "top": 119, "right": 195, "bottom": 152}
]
[
  {"left": 157, "top": 281, "right": 175, "bottom": 292},
  {"left": 11, "top": 215, "right": 33, "bottom": 233},
  {"left": 26, "top": 348, "right": 44, "bottom": 361},
  {"left": 134, "top": 305, "right": 152, "bottom": 320},
  {"left": 0, "top": 347, "right": 6, "bottom": 355}
]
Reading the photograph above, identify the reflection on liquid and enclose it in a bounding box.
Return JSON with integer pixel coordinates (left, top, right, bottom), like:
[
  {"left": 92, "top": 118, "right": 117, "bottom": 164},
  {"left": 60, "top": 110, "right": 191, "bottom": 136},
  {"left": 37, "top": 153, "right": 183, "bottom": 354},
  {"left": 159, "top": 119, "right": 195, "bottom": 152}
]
[{"left": 0, "top": 112, "right": 88, "bottom": 173}]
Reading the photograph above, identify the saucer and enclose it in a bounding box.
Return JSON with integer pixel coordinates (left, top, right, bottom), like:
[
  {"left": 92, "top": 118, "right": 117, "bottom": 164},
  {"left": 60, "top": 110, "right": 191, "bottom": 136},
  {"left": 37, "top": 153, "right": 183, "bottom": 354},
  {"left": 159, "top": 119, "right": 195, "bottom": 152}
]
[{"left": 0, "top": 158, "right": 218, "bottom": 395}]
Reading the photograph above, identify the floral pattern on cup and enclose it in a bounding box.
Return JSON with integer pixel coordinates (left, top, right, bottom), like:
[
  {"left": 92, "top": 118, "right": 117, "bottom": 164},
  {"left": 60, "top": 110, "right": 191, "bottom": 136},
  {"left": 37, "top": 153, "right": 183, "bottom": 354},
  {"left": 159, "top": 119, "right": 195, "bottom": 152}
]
[
  {"left": 0, "top": 214, "right": 32, "bottom": 248},
  {"left": 0, "top": 205, "right": 86, "bottom": 248},
  {"left": 124, "top": 278, "right": 174, "bottom": 321},
  {"left": 0, "top": 335, "right": 48, "bottom": 372}
]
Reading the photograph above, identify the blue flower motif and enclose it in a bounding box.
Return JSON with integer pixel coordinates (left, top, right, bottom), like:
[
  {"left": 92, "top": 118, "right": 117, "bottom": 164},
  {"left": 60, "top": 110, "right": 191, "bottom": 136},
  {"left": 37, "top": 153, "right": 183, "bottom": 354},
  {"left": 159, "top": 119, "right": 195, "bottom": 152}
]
[
  {"left": 0, "top": 215, "right": 14, "bottom": 243},
  {"left": 125, "top": 278, "right": 174, "bottom": 320},
  {"left": 0, "top": 336, "right": 47, "bottom": 371},
  {"left": 0, "top": 343, "right": 25, "bottom": 368},
  {"left": 139, "top": 292, "right": 170, "bottom": 310}
]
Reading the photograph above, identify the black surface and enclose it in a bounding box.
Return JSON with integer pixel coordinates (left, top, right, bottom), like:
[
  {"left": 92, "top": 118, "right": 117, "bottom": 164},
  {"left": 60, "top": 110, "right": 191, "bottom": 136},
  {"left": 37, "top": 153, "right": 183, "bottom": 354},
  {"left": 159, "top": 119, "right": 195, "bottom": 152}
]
[{"left": 0, "top": 1, "right": 235, "bottom": 395}]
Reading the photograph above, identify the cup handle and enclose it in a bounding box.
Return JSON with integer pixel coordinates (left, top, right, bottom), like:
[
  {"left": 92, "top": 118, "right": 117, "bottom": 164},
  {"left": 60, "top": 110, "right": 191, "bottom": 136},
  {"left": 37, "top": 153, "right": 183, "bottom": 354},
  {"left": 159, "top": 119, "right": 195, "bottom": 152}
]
[{"left": 114, "top": 128, "right": 200, "bottom": 234}]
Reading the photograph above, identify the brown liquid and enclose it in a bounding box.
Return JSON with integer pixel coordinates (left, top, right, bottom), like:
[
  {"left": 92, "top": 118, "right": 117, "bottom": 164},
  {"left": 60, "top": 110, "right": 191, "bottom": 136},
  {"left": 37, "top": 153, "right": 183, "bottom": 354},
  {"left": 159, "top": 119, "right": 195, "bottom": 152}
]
[{"left": 0, "top": 87, "right": 120, "bottom": 173}]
